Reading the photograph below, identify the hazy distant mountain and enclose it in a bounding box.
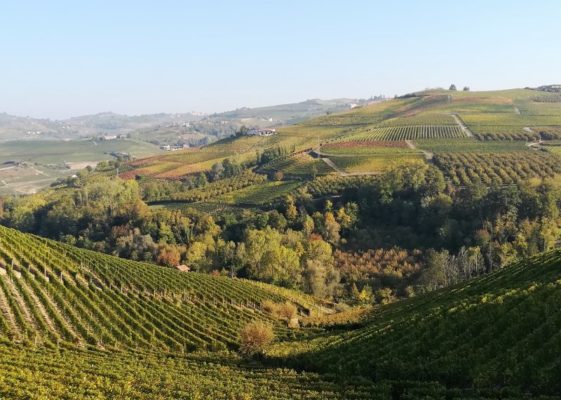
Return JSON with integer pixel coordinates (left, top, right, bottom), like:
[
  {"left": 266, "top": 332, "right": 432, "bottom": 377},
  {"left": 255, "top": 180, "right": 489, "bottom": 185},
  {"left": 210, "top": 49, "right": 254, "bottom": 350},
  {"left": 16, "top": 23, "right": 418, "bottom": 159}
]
[
  {"left": 0, "top": 98, "right": 365, "bottom": 143},
  {"left": 0, "top": 112, "right": 204, "bottom": 142}
]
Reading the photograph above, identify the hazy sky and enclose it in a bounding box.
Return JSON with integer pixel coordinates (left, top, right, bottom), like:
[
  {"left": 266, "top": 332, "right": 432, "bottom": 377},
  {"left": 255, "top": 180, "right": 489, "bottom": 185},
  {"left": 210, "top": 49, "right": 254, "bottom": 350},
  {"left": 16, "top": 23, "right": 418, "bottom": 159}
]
[{"left": 1, "top": 0, "right": 560, "bottom": 119}]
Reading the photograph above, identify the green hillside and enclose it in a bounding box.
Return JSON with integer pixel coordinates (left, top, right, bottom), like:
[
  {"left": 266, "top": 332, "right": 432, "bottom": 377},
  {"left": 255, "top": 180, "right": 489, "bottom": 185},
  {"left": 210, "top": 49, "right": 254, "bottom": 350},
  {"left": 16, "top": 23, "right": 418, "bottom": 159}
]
[
  {"left": 2, "top": 224, "right": 561, "bottom": 398},
  {"left": 123, "top": 88, "right": 561, "bottom": 209},
  {"left": 0, "top": 224, "right": 387, "bottom": 399},
  {"left": 272, "top": 249, "right": 561, "bottom": 397},
  {"left": 0, "top": 225, "right": 317, "bottom": 351}
]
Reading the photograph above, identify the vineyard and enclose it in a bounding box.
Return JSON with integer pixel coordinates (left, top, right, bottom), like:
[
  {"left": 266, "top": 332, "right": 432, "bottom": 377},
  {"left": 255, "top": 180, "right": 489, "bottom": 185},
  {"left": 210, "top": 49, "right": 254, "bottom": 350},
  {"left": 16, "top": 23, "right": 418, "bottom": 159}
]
[
  {"left": 150, "top": 171, "right": 267, "bottom": 203},
  {"left": 0, "top": 344, "right": 384, "bottom": 399},
  {"left": 378, "top": 113, "right": 457, "bottom": 126},
  {"left": 260, "top": 152, "right": 334, "bottom": 177},
  {"left": 415, "top": 139, "right": 529, "bottom": 153},
  {"left": 115, "top": 89, "right": 561, "bottom": 187},
  {"left": 461, "top": 112, "right": 561, "bottom": 141},
  {"left": 273, "top": 249, "right": 561, "bottom": 397},
  {"left": 319, "top": 140, "right": 416, "bottom": 156},
  {"left": 212, "top": 180, "right": 302, "bottom": 206},
  {"left": 345, "top": 125, "right": 466, "bottom": 141},
  {"left": 330, "top": 154, "right": 425, "bottom": 174},
  {"left": 433, "top": 152, "right": 561, "bottom": 185},
  {"left": 0, "top": 225, "right": 316, "bottom": 352},
  {"left": 302, "top": 175, "right": 377, "bottom": 197}
]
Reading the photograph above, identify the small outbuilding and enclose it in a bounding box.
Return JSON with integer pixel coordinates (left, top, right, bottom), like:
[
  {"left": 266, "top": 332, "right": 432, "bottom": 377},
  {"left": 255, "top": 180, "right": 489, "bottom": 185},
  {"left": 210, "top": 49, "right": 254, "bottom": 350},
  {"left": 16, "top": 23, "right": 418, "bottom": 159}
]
[{"left": 174, "top": 264, "right": 191, "bottom": 273}]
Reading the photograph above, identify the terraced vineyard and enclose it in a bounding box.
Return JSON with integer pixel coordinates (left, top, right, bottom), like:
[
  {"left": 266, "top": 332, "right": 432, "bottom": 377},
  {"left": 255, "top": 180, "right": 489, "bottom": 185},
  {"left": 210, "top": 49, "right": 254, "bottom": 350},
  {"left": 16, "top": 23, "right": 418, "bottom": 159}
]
[
  {"left": 273, "top": 249, "right": 561, "bottom": 397},
  {"left": 0, "top": 225, "right": 313, "bottom": 351},
  {"left": 433, "top": 151, "right": 561, "bottom": 185}
]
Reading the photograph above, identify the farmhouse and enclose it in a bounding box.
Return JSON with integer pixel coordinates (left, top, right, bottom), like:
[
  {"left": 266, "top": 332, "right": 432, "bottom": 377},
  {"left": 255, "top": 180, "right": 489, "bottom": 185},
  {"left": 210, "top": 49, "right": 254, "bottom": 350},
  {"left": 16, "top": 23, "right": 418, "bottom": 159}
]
[
  {"left": 101, "top": 135, "right": 118, "bottom": 141},
  {"left": 246, "top": 128, "right": 277, "bottom": 137}
]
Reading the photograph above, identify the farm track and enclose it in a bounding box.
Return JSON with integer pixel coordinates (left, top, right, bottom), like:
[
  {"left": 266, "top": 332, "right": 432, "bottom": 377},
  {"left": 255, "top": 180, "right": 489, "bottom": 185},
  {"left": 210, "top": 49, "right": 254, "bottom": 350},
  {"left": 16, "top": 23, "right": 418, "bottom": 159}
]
[
  {"left": 451, "top": 114, "right": 474, "bottom": 138},
  {"left": 405, "top": 140, "right": 433, "bottom": 161},
  {"left": 320, "top": 157, "right": 379, "bottom": 176}
]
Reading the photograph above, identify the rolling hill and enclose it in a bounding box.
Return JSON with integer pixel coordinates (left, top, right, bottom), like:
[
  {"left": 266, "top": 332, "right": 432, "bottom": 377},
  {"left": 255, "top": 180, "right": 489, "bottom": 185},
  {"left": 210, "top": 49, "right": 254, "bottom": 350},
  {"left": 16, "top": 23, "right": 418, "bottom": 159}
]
[
  {"left": 271, "top": 249, "right": 561, "bottom": 397},
  {"left": 0, "top": 225, "right": 320, "bottom": 351},
  {"left": 122, "top": 87, "right": 561, "bottom": 211},
  {"left": 2, "top": 224, "right": 561, "bottom": 398}
]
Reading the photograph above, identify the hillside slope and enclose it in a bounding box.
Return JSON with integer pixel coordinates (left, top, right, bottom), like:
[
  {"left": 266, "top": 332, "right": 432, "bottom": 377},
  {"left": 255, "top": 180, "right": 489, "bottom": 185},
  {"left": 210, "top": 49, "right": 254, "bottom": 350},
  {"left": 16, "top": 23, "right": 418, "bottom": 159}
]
[
  {"left": 124, "top": 88, "right": 561, "bottom": 184},
  {"left": 274, "top": 249, "right": 561, "bottom": 395},
  {"left": 0, "top": 225, "right": 316, "bottom": 351},
  {"left": 2, "top": 225, "right": 561, "bottom": 398}
]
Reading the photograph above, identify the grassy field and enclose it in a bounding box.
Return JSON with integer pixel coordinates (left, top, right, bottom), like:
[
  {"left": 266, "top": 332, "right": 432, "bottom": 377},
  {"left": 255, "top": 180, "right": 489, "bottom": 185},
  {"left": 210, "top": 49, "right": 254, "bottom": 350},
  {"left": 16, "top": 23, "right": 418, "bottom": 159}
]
[
  {"left": 0, "top": 139, "right": 161, "bottom": 194},
  {"left": 0, "top": 139, "right": 161, "bottom": 164}
]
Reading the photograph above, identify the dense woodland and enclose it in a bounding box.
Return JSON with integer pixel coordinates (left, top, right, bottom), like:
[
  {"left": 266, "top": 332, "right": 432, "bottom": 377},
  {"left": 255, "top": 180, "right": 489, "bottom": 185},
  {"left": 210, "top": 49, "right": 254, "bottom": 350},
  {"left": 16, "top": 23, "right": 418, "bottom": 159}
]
[{"left": 2, "top": 159, "right": 560, "bottom": 304}]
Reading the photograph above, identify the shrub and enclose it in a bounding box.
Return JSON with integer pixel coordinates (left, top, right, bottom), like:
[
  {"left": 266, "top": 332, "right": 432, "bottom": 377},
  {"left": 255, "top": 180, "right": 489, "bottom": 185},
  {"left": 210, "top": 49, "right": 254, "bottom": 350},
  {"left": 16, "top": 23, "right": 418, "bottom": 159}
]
[
  {"left": 261, "top": 299, "right": 277, "bottom": 314},
  {"left": 239, "top": 321, "right": 275, "bottom": 357},
  {"left": 261, "top": 301, "right": 298, "bottom": 323},
  {"left": 276, "top": 302, "right": 297, "bottom": 321}
]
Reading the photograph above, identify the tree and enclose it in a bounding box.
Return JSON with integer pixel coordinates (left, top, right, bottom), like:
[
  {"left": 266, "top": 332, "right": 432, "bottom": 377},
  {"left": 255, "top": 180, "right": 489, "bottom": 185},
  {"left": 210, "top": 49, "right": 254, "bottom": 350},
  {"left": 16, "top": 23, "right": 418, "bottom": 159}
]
[
  {"left": 210, "top": 162, "right": 224, "bottom": 181},
  {"left": 323, "top": 211, "right": 341, "bottom": 244},
  {"left": 194, "top": 172, "right": 207, "bottom": 187},
  {"left": 311, "top": 165, "right": 318, "bottom": 179},
  {"left": 463, "top": 86, "right": 470, "bottom": 91},
  {"left": 236, "top": 125, "right": 249, "bottom": 137},
  {"left": 282, "top": 195, "right": 298, "bottom": 221},
  {"left": 239, "top": 321, "right": 275, "bottom": 357},
  {"left": 303, "top": 238, "right": 339, "bottom": 298},
  {"left": 156, "top": 244, "right": 181, "bottom": 267},
  {"left": 240, "top": 228, "right": 302, "bottom": 287},
  {"left": 418, "top": 249, "right": 449, "bottom": 291},
  {"left": 449, "top": 84, "right": 457, "bottom": 91}
]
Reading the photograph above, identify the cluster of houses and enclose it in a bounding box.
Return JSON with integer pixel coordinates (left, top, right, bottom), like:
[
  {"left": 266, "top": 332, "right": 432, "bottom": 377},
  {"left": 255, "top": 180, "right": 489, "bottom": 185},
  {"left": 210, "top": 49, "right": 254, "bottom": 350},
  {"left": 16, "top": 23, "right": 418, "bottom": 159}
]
[
  {"left": 244, "top": 128, "right": 277, "bottom": 137},
  {"left": 160, "top": 143, "right": 191, "bottom": 151},
  {"left": 99, "top": 134, "right": 128, "bottom": 141}
]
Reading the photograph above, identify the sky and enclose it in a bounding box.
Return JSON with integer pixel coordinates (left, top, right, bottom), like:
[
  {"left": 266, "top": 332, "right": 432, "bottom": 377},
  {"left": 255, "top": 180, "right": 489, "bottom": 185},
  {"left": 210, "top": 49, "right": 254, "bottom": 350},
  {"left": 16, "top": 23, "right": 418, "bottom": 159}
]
[{"left": 1, "top": 0, "right": 560, "bottom": 119}]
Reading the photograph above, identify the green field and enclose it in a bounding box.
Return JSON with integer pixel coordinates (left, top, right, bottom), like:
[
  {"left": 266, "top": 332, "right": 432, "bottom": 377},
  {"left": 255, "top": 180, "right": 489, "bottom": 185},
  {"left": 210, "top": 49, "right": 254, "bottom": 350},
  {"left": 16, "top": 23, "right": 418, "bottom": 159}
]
[
  {"left": 0, "top": 139, "right": 161, "bottom": 164},
  {"left": 0, "top": 139, "right": 161, "bottom": 194}
]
